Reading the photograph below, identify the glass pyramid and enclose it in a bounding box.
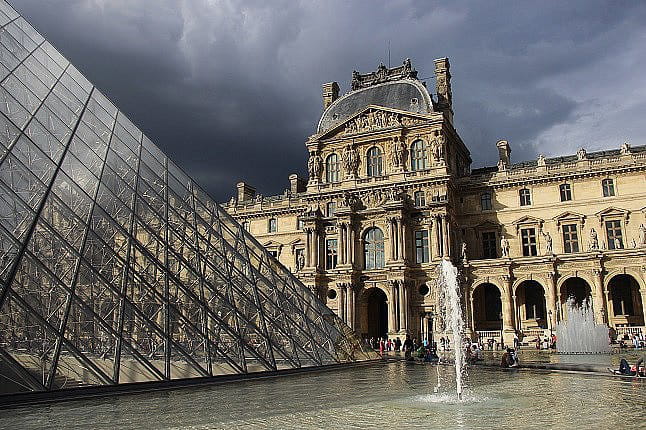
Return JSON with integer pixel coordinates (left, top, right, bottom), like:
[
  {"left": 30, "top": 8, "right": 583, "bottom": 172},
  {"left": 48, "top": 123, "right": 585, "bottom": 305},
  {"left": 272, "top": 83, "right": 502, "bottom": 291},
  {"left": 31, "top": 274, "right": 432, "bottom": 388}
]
[{"left": 0, "top": 1, "right": 375, "bottom": 395}]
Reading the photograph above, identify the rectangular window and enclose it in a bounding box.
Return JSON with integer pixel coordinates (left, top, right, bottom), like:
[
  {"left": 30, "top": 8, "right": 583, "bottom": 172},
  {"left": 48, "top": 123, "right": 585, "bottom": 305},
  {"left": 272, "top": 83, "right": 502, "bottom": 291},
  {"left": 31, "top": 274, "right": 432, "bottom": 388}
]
[
  {"left": 482, "top": 231, "right": 497, "bottom": 259},
  {"left": 519, "top": 188, "right": 531, "bottom": 206},
  {"left": 268, "top": 250, "right": 278, "bottom": 258},
  {"left": 481, "top": 193, "right": 492, "bottom": 211},
  {"left": 268, "top": 218, "right": 277, "bottom": 233},
  {"left": 415, "top": 230, "right": 429, "bottom": 263},
  {"left": 602, "top": 179, "right": 615, "bottom": 197},
  {"left": 297, "top": 218, "right": 304, "bottom": 230},
  {"left": 326, "top": 201, "right": 336, "bottom": 217},
  {"left": 414, "top": 191, "right": 426, "bottom": 207},
  {"left": 326, "top": 239, "right": 338, "bottom": 269},
  {"left": 606, "top": 220, "right": 623, "bottom": 249},
  {"left": 562, "top": 224, "right": 579, "bottom": 253},
  {"left": 559, "top": 184, "right": 572, "bottom": 201},
  {"left": 521, "top": 228, "right": 537, "bottom": 256}
]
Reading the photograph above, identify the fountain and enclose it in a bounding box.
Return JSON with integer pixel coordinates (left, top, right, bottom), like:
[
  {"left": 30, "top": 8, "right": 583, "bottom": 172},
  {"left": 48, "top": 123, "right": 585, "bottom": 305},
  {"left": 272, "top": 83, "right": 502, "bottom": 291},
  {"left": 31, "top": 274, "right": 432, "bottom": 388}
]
[
  {"left": 556, "top": 299, "right": 611, "bottom": 353},
  {"left": 437, "top": 259, "right": 466, "bottom": 399}
]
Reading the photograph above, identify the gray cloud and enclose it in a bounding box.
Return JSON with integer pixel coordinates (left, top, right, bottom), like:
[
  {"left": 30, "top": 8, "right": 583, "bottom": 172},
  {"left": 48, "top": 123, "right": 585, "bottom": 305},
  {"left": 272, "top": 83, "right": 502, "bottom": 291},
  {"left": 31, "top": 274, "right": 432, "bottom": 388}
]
[{"left": 12, "top": 0, "right": 646, "bottom": 200}]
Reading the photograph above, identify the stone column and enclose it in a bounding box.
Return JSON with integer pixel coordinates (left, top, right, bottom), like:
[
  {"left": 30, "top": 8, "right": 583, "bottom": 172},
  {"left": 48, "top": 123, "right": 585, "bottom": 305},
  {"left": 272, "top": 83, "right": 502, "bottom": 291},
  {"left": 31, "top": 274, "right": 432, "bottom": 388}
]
[
  {"left": 512, "top": 294, "right": 519, "bottom": 332},
  {"left": 445, "top": 219, "right": 452, "bottom": 257},
  {"left": 338, "top": 284, "right": 346, "bottom": 323},
  {"left": 389, "top": 218, "right": 396, "bottom": 261},
  {"left": 592, "top": 269, "right": 606, "bottom": 324},
  {"left": 545, "top": 271, "right": 557, "bottom": 328},
  {"left": 640, "top": 289, "right": 646, "bottom": 330},
  {"left": 398, "top": 281, "right": 406, "bottom": 333},
  {"left": 432, "top": 216, "right": 440, "bottom": 259},
  {"left": 349, "top": 226, "right": 356, "bottom": 269},
  {"left": 305, "top": 228, "right": 311, "bottom": 267},
  {"left": 427, "top": 221, "right": 434, "bottom": 261},
  {"left": 348, "top": 286, "right": 356, "bottom": 330},
  {"left": 500, "top": 275, "right": 515, "bottom": 336},
  {"left": 388, "top": 282, "right": 397, "bottom": 333},
  {"left": 338, "top": 224, "right": 345, "bottom": 265},
  {"left": 441, "top": 215, "right": 448, "bottom": 257}
]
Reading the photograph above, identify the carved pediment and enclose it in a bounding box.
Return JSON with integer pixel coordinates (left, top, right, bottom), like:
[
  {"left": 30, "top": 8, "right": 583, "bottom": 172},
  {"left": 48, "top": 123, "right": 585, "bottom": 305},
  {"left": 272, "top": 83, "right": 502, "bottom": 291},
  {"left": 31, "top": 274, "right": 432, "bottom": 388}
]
[
  {"left": 553, "top": 211, "right": 586, "bottom": 229},
  {"left": 475, "top": 220, "right": 502, "bottom": 232},
  {"left": 317, "top": 105, "right": 432, "bottom": 140},
  {"left": 511, "top": 215, "right": 544, "bottom": 232},
  {"left": 595, "top": 207, "right": 630, "bottom": 221}
]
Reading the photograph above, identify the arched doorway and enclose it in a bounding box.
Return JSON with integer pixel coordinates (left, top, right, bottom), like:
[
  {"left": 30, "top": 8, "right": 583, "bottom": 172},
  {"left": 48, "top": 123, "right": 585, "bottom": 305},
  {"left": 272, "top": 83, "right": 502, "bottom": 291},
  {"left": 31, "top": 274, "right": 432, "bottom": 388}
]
[
  {"left": 608, "top": 275, "right": 644, "bottom": 326},
  {"left": 560, "top": 277, "right": 592, "bottom": 307},
  {"left": 516, "top": 280, "right": 547, "bottom": 329},
  {"left": 360, "top": 288, "right": 388, "bottom": 339},
  {"left": 472, "top": 283, "right": 502, "bottom": 331}
]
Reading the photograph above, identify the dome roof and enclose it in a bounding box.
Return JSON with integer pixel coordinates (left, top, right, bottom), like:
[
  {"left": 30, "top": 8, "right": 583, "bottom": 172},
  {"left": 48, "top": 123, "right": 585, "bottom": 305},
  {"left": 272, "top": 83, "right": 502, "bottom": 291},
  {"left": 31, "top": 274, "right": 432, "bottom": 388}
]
[{"left": 317, "top": 79, "right": 433, "bottom": 134}]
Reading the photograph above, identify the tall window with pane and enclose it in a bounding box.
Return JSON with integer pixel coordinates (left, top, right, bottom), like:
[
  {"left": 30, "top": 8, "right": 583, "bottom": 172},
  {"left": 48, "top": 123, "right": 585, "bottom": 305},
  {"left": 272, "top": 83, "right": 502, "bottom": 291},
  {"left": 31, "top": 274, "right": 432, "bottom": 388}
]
[
  {"left": 521, "top": 228, "right": 537, "bottom": 256},
  {"left": 410, "top": 139, "right": 428, "bottom": 171},
  {"left": 482, "top": 231, "right": 497, "bottom": 259},
  {"left": 326, "top": 239, "right": 338, "bottom": 269},
  {"left": 519, "top": 188, "right": 531, "bottom": 206},
  {"left": 325, "top": 153, "right": 339, "bottom": 183},
  {"left": 559, "top": 184, "right": 572, "bottom": 201},
  {"left": 268, "top": 218, "right": 277, "bottom": 233},
  {"left": 326, "top": 201, "right": 336, "bottom": 217},
  {"left": 605, "top": 220, "right": 623, "bottom": 249},
  {"left": 602, "top": 178, "right": 615, "bottom": 197},
  {"left": 415, "top": 230, "right": 429, "bottom": 263},
  {"left": 414, "top": 190, "right": 426, "bottom": 207},
  {"left": 364, "top": 228, "right": 385, "bottom": 270},
  {"left": 366, "top": 147, "right": 383, "bottom": 177},
  {"left": 562, "top": 224, "right": 579, "bottom": 253},
  {"left": 481, "top": 192, "right": 492, "bottom": 211}
]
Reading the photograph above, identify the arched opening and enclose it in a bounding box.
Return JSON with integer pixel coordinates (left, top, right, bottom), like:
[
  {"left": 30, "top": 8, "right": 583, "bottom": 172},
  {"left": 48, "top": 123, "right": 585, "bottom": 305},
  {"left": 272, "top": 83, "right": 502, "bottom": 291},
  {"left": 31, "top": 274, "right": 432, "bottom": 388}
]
[
  {"left": 560, "top": 277, "right": 592, "bottom": 308},
  {"left": 608, "top": 274, "right": 644, "bottom": 326},
  {"left": 516, "top": 280, "right": 547, "bottom": 329},
  {"left": 360, "top": 288, "right": 388, "bottom": 339},
  {"left": 363, "top": 227, "right": 384, "bottom": 270},
  {"left": 472, "top": 283, "right": 502, "bottom": 331}
]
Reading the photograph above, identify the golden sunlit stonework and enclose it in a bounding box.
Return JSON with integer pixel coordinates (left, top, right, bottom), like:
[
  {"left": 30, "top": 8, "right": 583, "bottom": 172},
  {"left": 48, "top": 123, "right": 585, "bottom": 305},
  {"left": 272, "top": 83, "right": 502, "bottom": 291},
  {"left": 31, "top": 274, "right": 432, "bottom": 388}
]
[{"left": 224, "top": 58, "right": 646, "bottom": 346}]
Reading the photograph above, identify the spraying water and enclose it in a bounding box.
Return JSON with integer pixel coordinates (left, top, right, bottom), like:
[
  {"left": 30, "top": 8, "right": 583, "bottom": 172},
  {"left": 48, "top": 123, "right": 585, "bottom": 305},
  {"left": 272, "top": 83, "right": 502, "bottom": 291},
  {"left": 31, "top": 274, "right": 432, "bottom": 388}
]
[
  {"left": 556, "top": 298, "right": 610, "bottom": 354},
  {"left": 437, "top": 259, "right": 466, "bottom": 400}
]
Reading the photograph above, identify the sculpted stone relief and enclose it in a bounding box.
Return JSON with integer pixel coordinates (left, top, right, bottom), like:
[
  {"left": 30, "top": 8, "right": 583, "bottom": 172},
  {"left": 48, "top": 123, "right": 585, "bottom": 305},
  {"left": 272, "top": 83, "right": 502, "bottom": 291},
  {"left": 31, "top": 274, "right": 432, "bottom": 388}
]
[
  {"left": 307, "top": 152, "right": 323, "bottom": 182},
  {"left": 344, "top": 110, "right": 402, "bottom": 135},
  {"left": 342, "top": 144, "right": 360, "bottom": 178},
  {"left": 390, "top": 137, "right": 406, "bottom": 168},
  {"left": 430, "top": 132, "right": 446, "bottom": 163}
]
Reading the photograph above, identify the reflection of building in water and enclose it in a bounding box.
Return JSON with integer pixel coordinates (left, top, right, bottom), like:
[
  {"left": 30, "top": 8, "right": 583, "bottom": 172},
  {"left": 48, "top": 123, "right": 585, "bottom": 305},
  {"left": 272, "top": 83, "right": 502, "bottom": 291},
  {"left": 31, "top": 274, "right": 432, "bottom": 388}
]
[
  {"left": 226, "top": 58, "right": 646, "bottom": 346},
  {"left": 0, "top": 0, "right": 375, "bottom": 397}
]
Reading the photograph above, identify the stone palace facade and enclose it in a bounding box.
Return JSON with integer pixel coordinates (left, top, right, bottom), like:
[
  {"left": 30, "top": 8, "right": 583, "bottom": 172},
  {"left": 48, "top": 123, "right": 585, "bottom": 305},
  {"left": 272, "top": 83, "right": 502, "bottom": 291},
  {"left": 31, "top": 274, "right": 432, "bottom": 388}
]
[{"left": 224, "top": 59, "right": 646, "bottom": 345}]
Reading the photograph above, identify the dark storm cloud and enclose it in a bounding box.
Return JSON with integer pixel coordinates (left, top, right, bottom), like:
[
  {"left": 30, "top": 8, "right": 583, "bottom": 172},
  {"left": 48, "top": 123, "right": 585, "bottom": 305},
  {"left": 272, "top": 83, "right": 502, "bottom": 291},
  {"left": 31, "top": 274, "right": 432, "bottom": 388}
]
[{"left": 12, "top": 0, "right": 646, "bottom": 200}]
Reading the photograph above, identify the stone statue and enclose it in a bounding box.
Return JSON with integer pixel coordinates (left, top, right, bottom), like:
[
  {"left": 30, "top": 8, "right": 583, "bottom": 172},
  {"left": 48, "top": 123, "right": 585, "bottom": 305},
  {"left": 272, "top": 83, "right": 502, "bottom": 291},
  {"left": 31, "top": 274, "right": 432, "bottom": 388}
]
[
  {"left": 391, "top": 138, "right": 405, "bottom": 168},
  {"left": 639, "top": 224, "right": 646, "bottom": 246},
  {"left": 501, "top": 237, "right": 510, "bottom": 257},
  {"left": 577, "top": 147, "right": 587, "bottom": 160},
  {"left": 351, "top": 70, "right": 361, "bottom": 91},
  {"left": 432, "top": 133, "right": 445, "bottom": 163},
  {"left": 403, "top": 58, "right": 412, "bottom": 75},
  {"left": 497, "top": 159, "right": 507, "bottom": 171},
  {"left": 537, "top": 154, "right": 546, "bottom": 167},
  {"left": 228, "top": 196, "right": 237, "bottom": 207},
  {"left": 460, "top": 242, "right": 468, "bottom": 263},
  {"left": 620, "top": 142, "right": 631, "bottom": 155},
  {"left": 296, "top": 251, "right": 305, "bottom": 271},
  {"left": 436, "top": 75, "right": 447, "bottom": 99},
  {"left": 614, "top": 238, "right": 622, "bottom": 249},
  {"left": 588, "top": 228, "right": 599, "bottom": 250},
  {"left": 342, "top": 144, "right": 359, "bottom": 178},
  {"left": 542, "top": 230, "right": 553, "bottom": 255}
]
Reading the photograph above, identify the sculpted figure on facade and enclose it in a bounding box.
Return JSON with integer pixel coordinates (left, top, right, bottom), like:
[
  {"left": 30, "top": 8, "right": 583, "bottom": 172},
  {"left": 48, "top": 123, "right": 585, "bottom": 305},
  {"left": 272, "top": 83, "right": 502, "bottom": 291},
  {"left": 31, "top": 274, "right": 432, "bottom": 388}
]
[
  {"left": 501, "top": 237, "right": 510, "bottom": 257},
  {"left": 342, "top": 144, "right": 359, "bottom": 178},
  {"left": 461, "top": 242, "right": 468, "bottom": 264},
  {"left": 537, "top": 154, "right": 546, "bottom": 167},
  {"left": 390, "top": 137, "right": 406, "bottom": 168},
  {"left": 542, "top": 230, "right": 553, "bottom": 255},
  {"left": 639, "top": 224, "right": 646, "bottom": 246},
  {"left": 345, "top": 110, "right": 401, "bottom": 135},
  {"left": 577, "top": 147, "right": 587, "bottom": 160},
  {"left": 614, "top": 238, "right": 622, "bottom": 249},
  {"left": 296, "top": 251, "right": 305, "bottom": 271},
  {"left": 307, "top": 153, "right": 323, "bottom": 182},
  {"left": 431, "top": 133, "right": 445, "bottom": 163},
  {"left": 588, "top": 228, "right": 599, "bottom": 250},
  {"left": 620, "top": 142, "right": 631, "bottom": 155}
]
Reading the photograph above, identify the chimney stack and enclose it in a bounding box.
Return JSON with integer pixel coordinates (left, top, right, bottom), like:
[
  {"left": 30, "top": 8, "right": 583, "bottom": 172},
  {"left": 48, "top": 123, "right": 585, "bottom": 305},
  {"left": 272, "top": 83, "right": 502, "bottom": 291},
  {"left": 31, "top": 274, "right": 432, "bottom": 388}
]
[
  {"left": 434, "top": 58, "right": 453, "bottom": 123},
  {"left": 322, "top": 82, "right": 339, "bottom": 109},
  {"left": 288, "top": 174, "right": 307, "bottom": 194},
  {"left": 236, "top": 182, "right": 256, "bottom": 202}
]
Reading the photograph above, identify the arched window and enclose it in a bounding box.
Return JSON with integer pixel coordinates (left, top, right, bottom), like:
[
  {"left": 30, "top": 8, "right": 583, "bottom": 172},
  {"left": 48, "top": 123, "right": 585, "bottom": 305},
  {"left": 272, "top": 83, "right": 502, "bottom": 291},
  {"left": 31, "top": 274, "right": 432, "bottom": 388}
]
[
  {"left": 364, "top": 227, "right": 385, "bottom": 270},
  {"left": 325, "top": 153, "right": 339, "bottom": 183},
  {"left": 366, "top": 147, "right": 383, "bottom": 177},
  {"left": 410, "top": 140, "right": 427, "bottom": 171}
]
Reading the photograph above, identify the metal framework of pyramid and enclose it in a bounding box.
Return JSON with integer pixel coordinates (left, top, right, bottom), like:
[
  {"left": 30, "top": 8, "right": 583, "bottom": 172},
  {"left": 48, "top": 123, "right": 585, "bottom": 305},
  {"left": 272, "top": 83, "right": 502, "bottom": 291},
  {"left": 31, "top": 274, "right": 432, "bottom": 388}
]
[{"left": 0, "top": 1, "right": 374, "bottom": 396}]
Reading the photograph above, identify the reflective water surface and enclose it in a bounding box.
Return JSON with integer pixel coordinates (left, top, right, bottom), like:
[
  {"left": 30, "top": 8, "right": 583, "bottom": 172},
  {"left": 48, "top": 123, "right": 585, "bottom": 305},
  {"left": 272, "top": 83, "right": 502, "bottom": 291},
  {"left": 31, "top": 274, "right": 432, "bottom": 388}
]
[{"left": 0, "top": 361, "right": 644, "bottom": 430}]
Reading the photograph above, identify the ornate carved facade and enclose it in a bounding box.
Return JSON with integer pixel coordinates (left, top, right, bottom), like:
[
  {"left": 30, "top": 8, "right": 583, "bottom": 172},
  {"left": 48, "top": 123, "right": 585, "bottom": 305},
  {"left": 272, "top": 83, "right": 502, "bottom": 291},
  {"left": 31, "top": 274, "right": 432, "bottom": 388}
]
[{"left": 225, "top": 58, "right": 646, "bottom": 345}]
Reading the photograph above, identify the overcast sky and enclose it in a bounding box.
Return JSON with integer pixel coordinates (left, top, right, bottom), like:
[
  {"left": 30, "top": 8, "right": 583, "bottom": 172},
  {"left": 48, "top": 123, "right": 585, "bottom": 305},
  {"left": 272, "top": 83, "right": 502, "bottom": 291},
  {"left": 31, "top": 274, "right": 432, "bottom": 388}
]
[{"left": 12, "top": 1, "right": 646, "bottom": 201}]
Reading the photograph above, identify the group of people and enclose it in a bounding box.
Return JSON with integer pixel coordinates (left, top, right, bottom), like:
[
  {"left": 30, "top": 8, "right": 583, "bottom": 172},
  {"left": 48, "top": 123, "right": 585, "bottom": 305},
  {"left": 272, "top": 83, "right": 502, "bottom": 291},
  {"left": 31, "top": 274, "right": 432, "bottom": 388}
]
[{"left": 533, "top": 334, "right": 557, "bottom": 350}]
